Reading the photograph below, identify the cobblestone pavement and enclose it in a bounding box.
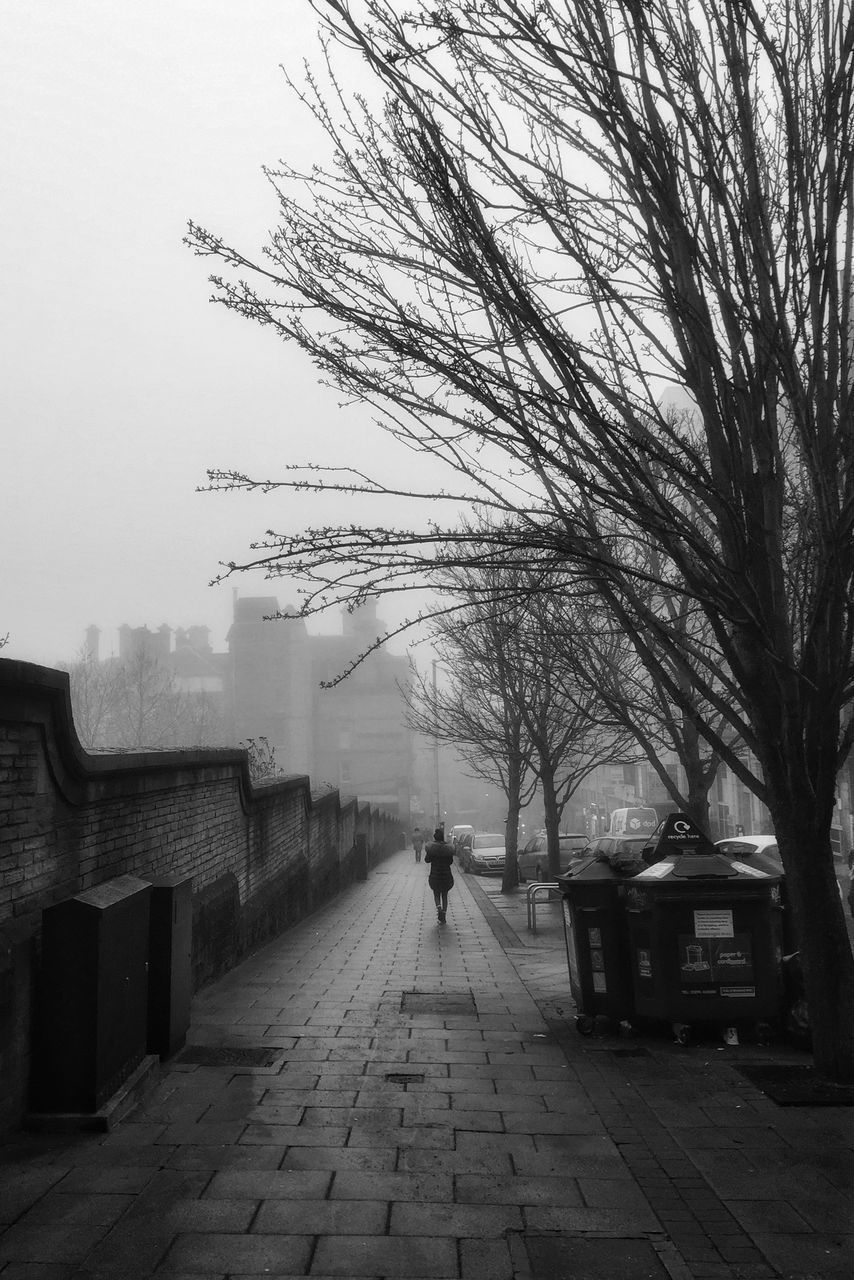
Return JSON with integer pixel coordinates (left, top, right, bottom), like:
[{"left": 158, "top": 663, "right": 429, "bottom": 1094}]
[{"left": 2, "top": 847, "right": 854, "bottom": 1279}]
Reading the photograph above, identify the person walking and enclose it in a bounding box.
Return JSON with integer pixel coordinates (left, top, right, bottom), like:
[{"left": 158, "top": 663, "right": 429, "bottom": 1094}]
[
  {"left": 412, "top": 826, "right": 424, "bottom": 863},
  {"left": 425, "top": 826, "right": 455, "bottom": 924}
]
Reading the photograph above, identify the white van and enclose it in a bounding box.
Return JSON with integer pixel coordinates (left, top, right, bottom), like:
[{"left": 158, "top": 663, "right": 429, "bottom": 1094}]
[
  {"left": 449, "top": 824, "right": 474, "bottom": 850},
  {"left": 608, "top": 807, "right": 658, "bottom": 837}
]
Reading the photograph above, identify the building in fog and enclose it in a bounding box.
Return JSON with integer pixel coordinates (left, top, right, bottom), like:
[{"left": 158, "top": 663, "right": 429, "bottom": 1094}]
[
  {"left": 78, "top": 597, "right": 414, "bottom": 821},
  {"left": 227, "top": 596, "right": 412, "bottom": 817},
  {"left": 227, "top": 598, "right": 314, "bottom": 774}
]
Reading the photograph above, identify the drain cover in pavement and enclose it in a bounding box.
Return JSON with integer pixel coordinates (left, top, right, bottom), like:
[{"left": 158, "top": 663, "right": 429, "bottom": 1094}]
[
  {"left": 737, "top": 1063, "right": 854, "bottom": 1106},
  {"left": 402, "top": 991, "right": 476, "bottom": 1015},
  {"left": 610, "top": 1047, "right": 651, "bottom": 1058},
  {"left": 177, "top": 1045, "right": 283, "bottom": 1068},
  {"left": 385, "top": 1072, "right": 426, "bottom": 1085},
  {"left": 521, "top": 1235, "right": 669, "bottom": 1278}
]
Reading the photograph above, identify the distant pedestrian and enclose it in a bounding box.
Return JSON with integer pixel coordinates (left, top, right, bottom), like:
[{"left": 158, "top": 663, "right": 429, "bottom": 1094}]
[
  {"left": 425, "top": 826, "right": 455, "bottom": 924},
  {"left": 412, "top": 826, "right": 424, "bottom": 863}
]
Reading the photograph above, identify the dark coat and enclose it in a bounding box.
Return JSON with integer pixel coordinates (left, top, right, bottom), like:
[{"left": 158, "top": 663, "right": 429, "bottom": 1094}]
[{"left": 425, "top": 840, "right": 455, "bottom": 891}]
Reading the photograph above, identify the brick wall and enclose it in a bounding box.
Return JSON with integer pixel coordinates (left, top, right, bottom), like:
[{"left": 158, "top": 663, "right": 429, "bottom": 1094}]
[{"left": 0, "top": 660, "right": 403, "bottom": 1136}]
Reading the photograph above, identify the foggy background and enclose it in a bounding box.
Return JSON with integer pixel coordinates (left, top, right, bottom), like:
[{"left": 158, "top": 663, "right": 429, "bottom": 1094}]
[{"left": 1, "top": 0, "right": 438, "bottom": 668}]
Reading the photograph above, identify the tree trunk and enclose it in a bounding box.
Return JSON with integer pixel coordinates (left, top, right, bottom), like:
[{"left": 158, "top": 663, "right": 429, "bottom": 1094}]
[
  {"left": 501, "top": 750, "right": 524, "bottom": 892},
  {"left": 736, "top": 635, "right": 854, "bottom": 1081},
  {"left": 769, "top": 798, "right": 854, "bottom": 1081},
  {"left": 683, "top": 762, "right": 712, "bottom": 833},
  {"left": 540, "top": 761, "right": 562, "bottom": 879},
  {"left": 502, "top": 796, "right": 522, "bottom": 891},
  {"left": 681, "top": 703, "right": 715, "bottom": 832}
]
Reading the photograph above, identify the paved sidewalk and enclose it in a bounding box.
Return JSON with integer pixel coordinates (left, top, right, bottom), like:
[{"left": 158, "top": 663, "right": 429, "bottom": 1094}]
[{"left": 2, "top": 848, "right": 854, "bottom": 1279}]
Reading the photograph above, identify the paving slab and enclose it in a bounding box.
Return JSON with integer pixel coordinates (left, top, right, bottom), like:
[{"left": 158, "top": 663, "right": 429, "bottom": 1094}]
[{"left": 2, "top": 846, "right": 854, "bottom": 1279}]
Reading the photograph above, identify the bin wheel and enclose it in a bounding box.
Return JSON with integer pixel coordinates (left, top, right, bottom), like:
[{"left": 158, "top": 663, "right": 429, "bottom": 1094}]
[
  {"left": 575, "top": 1014, "right": 596, "bottom": 1036},
  {"left": 673, "top": 1022, "right": 692, "bottom": 1046}
]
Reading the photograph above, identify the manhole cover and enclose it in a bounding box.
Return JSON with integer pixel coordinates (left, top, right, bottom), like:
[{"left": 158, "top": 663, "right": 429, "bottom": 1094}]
[
  {"left": 737, "top": 1064, "right": 854, "bottom": 1106},
  {"left": 521, "top": 1235, "right": 669, "bottom": 1278},
  {"left": 177, "top": 1045, "right": 283, "bottom": 1068},
  {"left": 385, "top": 1072, "right": 426, "bottom": 1086},
  {"left": 402, "top": 992, "right": 476, "bottom": 1015}
]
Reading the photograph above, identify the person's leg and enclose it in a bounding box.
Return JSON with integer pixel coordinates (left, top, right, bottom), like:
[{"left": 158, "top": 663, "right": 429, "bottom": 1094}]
[{"left": 433, "top": 890, "right": 442, "bottom": 918}]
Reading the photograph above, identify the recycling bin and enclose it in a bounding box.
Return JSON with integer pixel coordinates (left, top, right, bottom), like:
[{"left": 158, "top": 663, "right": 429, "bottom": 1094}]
[
  {"left": 143, "top": 873, "right": 193, "bottom": 1060},
  {"left": 32, "top": 876, "right": 152, "bottom": 1113},
  {"left": 559, "top": 855, "right": 640, "bottom": 1034},
  {"left": 624, "top": 849, "right": 784, "bottom": 1040}
]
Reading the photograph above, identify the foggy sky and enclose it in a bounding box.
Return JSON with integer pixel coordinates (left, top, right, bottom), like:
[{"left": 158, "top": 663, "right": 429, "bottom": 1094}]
[{"left": 2, "top": 1, "right": 431, "bottom": 667}]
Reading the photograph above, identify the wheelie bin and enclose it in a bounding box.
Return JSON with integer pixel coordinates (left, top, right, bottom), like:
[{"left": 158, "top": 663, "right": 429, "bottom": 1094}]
[
  {"left": 559, "top": 842, "right": 644, "bottom": 1035},
  {"left": 623, "top": 813, "right": 785, "bottom": 1043}
]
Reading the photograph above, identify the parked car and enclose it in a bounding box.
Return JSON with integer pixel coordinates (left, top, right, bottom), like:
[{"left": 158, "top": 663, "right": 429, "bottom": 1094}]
[
  {"left": 593, "top": 833, "right": 653, "bottom": 870},
  {"left": 717, "top": 836, "right": 845, "bottom": 904},
  {"left": 714, "top": 835, "right": 780, "bottom": 870},
  {"left": 460, "top": 832, "right": 506, "bottom": 876},
  {"left": 517, "top": 833, "right": 588, "bottom": 882},
  {"left": 449, "top": 824, "right": 474, "bottom": 852}
]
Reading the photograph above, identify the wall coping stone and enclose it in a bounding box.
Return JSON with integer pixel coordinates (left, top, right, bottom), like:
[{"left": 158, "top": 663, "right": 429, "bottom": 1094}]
[{"left": 0, "top": 658, "right": 325, "bottom": 815}]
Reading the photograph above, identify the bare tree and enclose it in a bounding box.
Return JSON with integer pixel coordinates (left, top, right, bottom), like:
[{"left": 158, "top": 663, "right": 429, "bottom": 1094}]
[
  {"left": 510, "top": 575, "right": 640, "bottom": 876},
  {"left": 406, "top": 552, "right": 640, "bottom": 882},
  {"left": 65, "top": 648, "right": 224, "bottom": 752},
  {"left": 64, "top": 651, "right": 127, "bottom": 751},
  {"left": 188, "top": 1, "right": 854, "bottom": 1076},
  {"left": 106, "top": 647, "right": 184, "bottom": 750},
  {"left": 404, "top": 585, "right": 539, "bottom": 891},
  {"left": 555, "top": 570, "right": 746, "bottom": 832}
]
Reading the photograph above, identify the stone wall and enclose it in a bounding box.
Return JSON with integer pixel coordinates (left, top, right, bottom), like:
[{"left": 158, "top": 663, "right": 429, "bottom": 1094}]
[{"left": 0, "top": 659, "right": 402, "bottom": 1136}]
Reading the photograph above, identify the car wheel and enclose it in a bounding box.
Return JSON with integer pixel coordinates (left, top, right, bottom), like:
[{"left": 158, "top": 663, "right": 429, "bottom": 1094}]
[{"left": 516, "top": 860, "right": 526, "bottom": 884}]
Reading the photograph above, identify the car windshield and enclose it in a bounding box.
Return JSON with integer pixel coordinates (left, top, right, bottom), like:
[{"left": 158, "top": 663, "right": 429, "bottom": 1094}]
[{"left": 474, "top": 834, "right": 505, "bottom": 849}]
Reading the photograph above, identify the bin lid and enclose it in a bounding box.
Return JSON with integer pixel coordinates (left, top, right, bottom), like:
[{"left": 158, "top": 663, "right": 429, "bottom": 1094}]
[
  {"left": 638, "top": 813, "right": 780, "bottom": 881},
  {"left": 558, "top": 856, "right": 625, "bottom": 886},
  {"left": 642, "top": 812, "right": 735, "bottom": 878}
]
